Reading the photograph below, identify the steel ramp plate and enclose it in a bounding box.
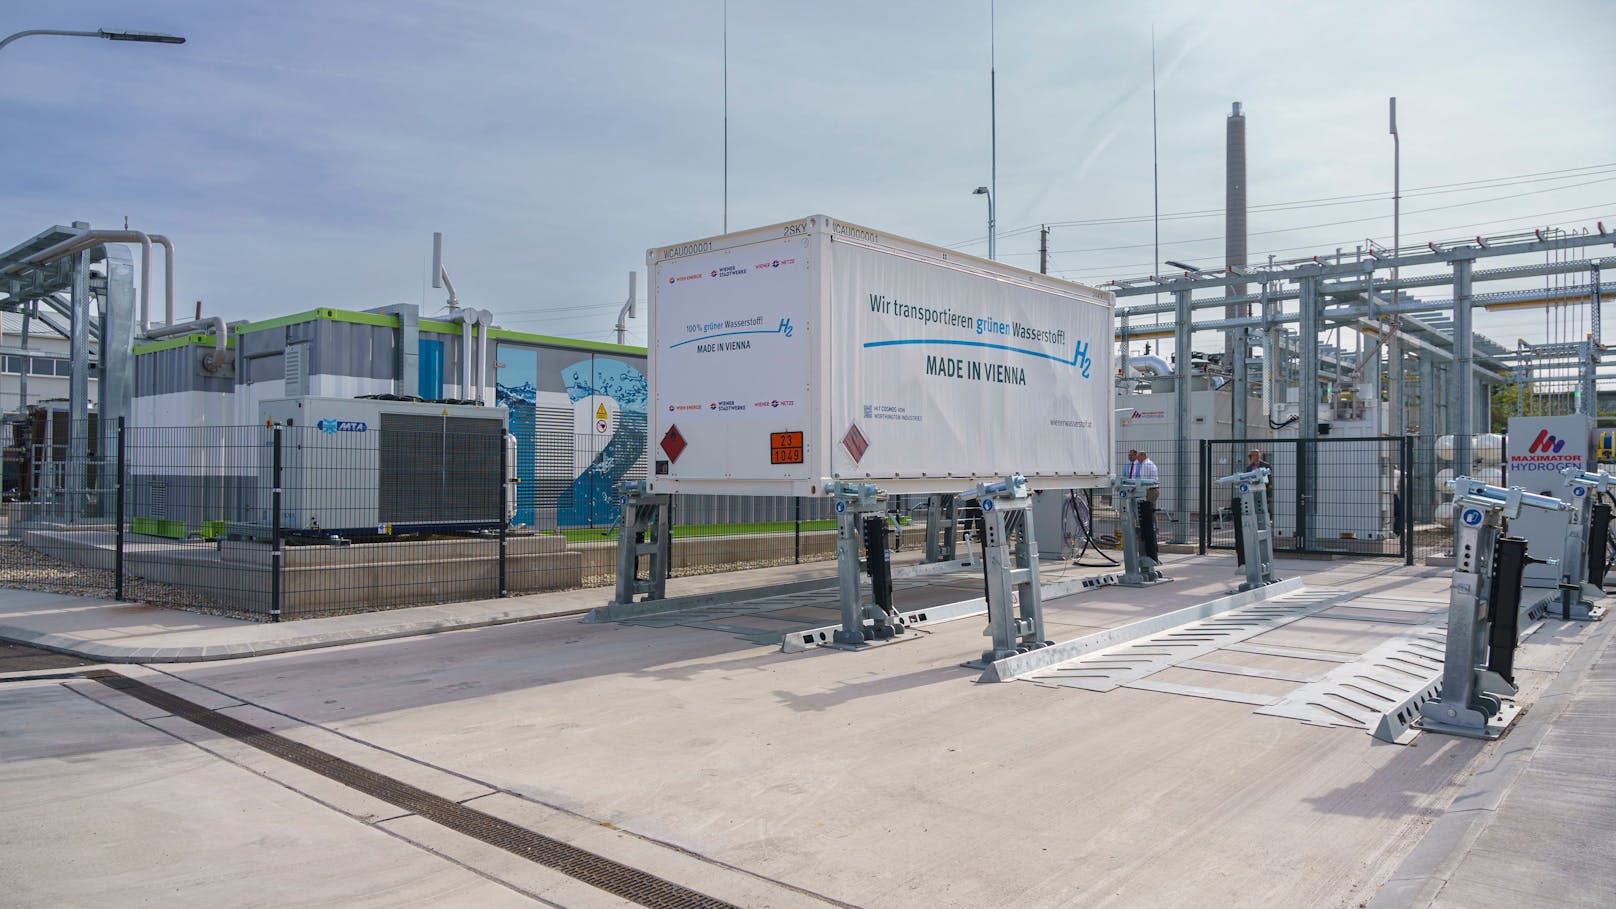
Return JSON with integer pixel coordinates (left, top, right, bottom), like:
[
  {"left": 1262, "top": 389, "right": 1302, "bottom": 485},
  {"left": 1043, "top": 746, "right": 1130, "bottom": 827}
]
[
  {"left": 1254, "top": 628, "right": 1448, "bottom": 742},
  {"left": 1025, "top": 587, "right": 1357, "bottom": 692}
]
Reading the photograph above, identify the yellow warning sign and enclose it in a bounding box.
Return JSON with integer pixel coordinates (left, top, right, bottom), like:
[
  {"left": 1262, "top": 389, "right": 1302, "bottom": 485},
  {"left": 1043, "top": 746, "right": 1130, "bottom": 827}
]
[{"left": 595, "top": 403, "right": 608, "bottom": 420}]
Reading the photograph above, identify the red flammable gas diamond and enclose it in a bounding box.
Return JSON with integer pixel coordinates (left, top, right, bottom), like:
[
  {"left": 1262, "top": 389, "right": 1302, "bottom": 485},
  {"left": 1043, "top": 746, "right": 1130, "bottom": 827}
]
[
  {"left": 841, "top": 423, "right": 869, "bottom": 463},
  {"left": 660, "top": 425, "right": 688, "bottom": 462}
]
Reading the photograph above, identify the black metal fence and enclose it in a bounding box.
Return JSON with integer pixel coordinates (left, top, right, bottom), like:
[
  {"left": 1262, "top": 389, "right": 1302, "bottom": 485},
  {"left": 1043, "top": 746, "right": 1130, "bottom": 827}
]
[
  {"left": 9, "top": 416, "right": 1504, "bottom": 621},
  {"left": 5, "top": 420, "right": 898, "bottom": 621},
  {"left": 1199, "top": 437, "right": 1418, "bottom": 563}
]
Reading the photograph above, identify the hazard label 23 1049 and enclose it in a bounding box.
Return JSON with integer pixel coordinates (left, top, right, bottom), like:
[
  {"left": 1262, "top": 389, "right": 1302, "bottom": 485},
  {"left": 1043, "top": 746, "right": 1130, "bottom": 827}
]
[{"left": 770, "top": 431, "right": 804, "bottom": 465}]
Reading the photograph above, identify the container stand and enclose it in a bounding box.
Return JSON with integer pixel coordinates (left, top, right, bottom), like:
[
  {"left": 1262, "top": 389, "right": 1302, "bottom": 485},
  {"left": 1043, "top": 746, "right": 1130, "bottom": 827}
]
[
  {"left": 826, "top": 482, "right": 904, "bottom": 648},
  {"left": 923, "top": 493, "right": 959, "bottom": 563},
  {"left": 1419, "top": 479, "right": 1569, "bottom": 739},
  {"left": 1114, "top": 477, "right": 1166, "bottom": 587},
  {"left": 960, "top": 475, "right": 1049, "bottom": 665},
  {"left": 1216, "top": 467, "right": 1278, "bottom": 592},
  {"left": 613, "top": 480, "right": 671, "bottom": 607},
  {"left": 1554, "top": 468, "right": 1610, "bottom": 622}
]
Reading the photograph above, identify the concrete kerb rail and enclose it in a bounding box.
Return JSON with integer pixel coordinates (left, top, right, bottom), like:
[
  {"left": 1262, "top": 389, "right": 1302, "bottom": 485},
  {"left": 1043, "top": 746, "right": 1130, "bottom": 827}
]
[
  {"left": 584, "top": 539, "right": 964, "bottom": 626},
  {"left": 978, "top": 576, "right": 1305, "bottom": 683}
]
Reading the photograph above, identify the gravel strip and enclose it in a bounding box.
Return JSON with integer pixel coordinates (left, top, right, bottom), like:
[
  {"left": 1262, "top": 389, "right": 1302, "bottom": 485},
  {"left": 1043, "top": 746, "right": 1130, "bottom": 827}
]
[{"left": 0, "top": 540, "right": 235, "bottom": 616}]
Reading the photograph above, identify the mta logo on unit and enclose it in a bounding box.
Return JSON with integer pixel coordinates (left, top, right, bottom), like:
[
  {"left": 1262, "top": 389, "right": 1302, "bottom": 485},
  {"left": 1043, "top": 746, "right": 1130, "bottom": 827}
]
[
  {"left": 315, "top": 419, "right": 367, "bottom": 433},
  {"left": 1529, "top": 429, "right": 1567, "bottom": 454}
]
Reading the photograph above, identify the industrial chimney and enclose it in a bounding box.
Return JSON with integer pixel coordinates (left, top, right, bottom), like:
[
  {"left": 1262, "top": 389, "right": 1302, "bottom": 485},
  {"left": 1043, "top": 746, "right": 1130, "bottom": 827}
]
[{"left": 1226, "top": 101, "right": 1249, "bottom": 437}]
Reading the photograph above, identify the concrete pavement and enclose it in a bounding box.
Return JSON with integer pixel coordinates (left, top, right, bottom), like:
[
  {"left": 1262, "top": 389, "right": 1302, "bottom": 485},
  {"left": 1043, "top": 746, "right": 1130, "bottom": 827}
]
[{"left": 2, "top": 553, "right": 1614, "bottom": 907}]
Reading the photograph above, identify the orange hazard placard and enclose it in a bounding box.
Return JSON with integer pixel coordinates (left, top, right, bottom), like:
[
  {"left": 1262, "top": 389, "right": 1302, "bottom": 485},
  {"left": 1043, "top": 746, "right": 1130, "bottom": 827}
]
[{"left": 770, "top": 431, "right": 804, "bottom": 465}]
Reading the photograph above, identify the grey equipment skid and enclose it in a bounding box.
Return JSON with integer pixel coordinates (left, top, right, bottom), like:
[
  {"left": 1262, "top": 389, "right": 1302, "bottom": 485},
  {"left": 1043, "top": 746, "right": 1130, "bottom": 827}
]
[
  {"left": 959, "top": 475, "right": 1052, "bottom": 665},
  {"left": 1112, "top": 475, "right": 1167, "bottom": 587},
  {"left": 1553, "top": 467, "right": 1611, "bottom": 622},
  {"left": 1215, "top": 466, "right": 1278, "bottom": 592},
  {"left": 825, "top": 481, "right": 906, "bottom": 649},
  {"left": 1418, "top": 478, "right": 1568, "bottom": 740}
]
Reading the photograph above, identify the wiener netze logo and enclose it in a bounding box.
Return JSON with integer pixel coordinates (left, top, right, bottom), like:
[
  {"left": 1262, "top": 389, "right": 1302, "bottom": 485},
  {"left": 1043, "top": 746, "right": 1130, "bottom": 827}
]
[{"left": 1529, "top": 429, "right": 1567, "bottom": 454}]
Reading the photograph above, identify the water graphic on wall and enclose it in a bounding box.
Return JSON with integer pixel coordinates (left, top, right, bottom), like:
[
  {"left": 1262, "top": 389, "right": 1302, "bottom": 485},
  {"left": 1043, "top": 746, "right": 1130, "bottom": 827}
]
[
  {"left": 561, "top": 357, "right": 647, "bottom": 526},
  {"left": 495, "top": 344, "right": 647, "bottom": 528}
]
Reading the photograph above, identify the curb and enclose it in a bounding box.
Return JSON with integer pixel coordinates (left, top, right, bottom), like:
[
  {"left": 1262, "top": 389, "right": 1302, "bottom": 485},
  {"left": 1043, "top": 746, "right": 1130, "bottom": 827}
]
[{"left": 0, "top": 604, "right": 592, "bottom": 664}]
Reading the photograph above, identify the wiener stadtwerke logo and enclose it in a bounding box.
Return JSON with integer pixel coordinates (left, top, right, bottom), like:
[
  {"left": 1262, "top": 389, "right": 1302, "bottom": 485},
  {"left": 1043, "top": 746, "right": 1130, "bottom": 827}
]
[{"left": 1529, "top": 429, "right": 1567, "bottom": 454}]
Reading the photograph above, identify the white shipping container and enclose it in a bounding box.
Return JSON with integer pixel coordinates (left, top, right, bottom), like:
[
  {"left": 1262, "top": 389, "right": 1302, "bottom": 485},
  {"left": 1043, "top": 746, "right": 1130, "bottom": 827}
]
[{"left": 646, "top": 215, "right": 1115, "bottom": 496}]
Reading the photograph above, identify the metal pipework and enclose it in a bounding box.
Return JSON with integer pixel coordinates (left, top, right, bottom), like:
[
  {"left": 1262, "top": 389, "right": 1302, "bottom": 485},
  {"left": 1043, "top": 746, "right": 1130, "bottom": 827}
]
[
  {"left": 615, "top": 270, "right": 637, "bottom": 346},
  {"left": 147, "top": 234, "right": 175, "bottom": 328},
  {"left": 143, "top": 316, "right": 228, "bottom": 355},
  {"left": 1, "top": 229, "right": 162, "bottom": 332}
]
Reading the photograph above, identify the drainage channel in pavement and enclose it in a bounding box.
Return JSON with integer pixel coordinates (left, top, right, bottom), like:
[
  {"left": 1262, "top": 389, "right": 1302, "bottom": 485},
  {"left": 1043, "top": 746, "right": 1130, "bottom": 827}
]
[{"left": 80, "top": 669, "right": 740, "bottom": 909}]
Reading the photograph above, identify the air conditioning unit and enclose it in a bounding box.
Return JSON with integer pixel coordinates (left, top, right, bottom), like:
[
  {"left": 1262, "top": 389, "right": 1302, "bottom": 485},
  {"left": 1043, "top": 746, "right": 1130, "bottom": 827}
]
[{"left": 252, "top": 396, "right": 514, "bottom": 537}]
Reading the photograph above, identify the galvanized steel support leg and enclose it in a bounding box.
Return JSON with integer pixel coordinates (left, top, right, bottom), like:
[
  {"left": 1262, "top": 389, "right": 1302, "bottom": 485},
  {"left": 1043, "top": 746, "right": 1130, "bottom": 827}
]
[
  {"left": 1236, "top": 487, "right": 1276, "bottom": 592},
  {"left": 1421, "top": 510, "right": 1517, "bottom": 738},
  {"left": 924, "top": 493, "right": 958, "bottom": 563},
  {"left": 1116, "top": 483, "right": 1163, "bottom": 586},
  {"left": 828, "top": 495, "right": 898, "bottom": 647},
  {"left": 613, "top": 492, "right": 670, "bottom": 606},
  {"left": 1555, "top": 488, "right": 1605, "bottom": 622},
  {"left": 979, "top": 500, "right": 1045, "bottom": 663}
]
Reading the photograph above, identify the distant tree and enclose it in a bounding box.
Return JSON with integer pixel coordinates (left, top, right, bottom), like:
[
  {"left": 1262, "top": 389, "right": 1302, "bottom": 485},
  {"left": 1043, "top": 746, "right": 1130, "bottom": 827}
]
[{"left": 1490, "top": 384, "right": 1521, "bottom": 434}]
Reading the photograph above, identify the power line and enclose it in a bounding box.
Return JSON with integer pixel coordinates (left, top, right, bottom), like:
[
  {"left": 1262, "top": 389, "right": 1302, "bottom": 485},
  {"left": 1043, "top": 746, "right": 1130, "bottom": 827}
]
[
  {"left": 1048, "top": 203, "right": 1615, "bottom": 280},
  {"left": 949, "top": 160, "right": 1616, "bottom": 248},
  {"left": 1022, "top": 178, "right": 1616, "bottom": 259}
]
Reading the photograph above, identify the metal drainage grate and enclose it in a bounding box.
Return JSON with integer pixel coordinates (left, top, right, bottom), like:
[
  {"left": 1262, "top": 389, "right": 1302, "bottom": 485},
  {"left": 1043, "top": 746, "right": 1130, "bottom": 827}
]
[{"left": 83, "top": 670, "right": 739, "bottom": 909}]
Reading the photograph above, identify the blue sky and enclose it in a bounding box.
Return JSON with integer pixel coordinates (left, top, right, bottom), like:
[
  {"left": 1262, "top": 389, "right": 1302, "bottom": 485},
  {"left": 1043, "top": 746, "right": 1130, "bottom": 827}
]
[{"left": 3, "top": 1, "right": 1613, "bottom": 348}]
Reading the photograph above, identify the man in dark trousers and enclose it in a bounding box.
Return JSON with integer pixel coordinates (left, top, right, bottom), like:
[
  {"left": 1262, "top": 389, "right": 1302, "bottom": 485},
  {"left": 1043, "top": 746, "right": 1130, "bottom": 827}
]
[
  {"left": 1233, "top": 448, "right": 1272, "bottom": 569},
  {"left": 1132, "top": 450, "right": 1161, "bottom": 564}
]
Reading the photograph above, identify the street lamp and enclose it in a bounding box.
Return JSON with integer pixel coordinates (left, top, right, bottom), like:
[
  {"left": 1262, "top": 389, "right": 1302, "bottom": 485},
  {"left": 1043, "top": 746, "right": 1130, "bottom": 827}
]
[
  {"left": 973, "top": 186, "right": 995, "bottom": 261},
  {"left": 1165, "top": 259, "right": 1204, "bottom": 274},
  {"left": 0, "top": 28, "right": 186, "bottom": 54}
]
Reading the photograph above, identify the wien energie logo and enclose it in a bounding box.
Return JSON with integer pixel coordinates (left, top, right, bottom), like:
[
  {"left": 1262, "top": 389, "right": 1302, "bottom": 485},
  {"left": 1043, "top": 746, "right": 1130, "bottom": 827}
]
[{"left": 1528, "top": 429, "right": 1567, "bottom": 454}]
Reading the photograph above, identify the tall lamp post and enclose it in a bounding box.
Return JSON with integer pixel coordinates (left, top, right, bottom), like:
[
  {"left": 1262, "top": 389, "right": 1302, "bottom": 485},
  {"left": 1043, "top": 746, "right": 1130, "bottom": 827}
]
[
  {"left": 0, "top": 29, "right": 186, "bottom": 54},
  {"left": 973, "top": 186, "right": 995, "bottom": 261}
]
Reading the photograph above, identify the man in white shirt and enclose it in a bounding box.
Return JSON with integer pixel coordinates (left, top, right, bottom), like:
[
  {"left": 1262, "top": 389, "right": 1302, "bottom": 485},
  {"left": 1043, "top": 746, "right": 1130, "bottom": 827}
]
[{"left": 1133, "top": 450, "right": 1160, "bottom": 563}]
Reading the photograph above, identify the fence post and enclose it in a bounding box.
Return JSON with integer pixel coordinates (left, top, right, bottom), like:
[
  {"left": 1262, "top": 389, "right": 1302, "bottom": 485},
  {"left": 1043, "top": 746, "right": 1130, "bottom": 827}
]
[
  {"left": 1402, "top": 435, "right": 1415, "bottom": 567},
  {"left": 498, "top": 432, "right": 509, "bottom": 597},
  {"left": 115, "top": 417, "right": 126, "bottom": 601},
  {"left": 793, "top": 496, "right": 802, "bottom": 564},
  {"left": 270, "top": 425, "right": 283, "bottom": 623},
  {"left": 1197, "top": 439, "right": 1209, "bottom": 555}
]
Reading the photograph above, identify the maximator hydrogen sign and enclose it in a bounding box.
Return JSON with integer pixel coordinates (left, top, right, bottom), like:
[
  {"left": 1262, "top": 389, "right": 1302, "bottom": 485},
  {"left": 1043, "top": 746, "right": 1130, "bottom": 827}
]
[
  {"left": 1506, "top": 413, "right": 1591, "bottom": 587},
  {"left": 647, "top": 215, "right": 1115, "bottom": 497}
]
